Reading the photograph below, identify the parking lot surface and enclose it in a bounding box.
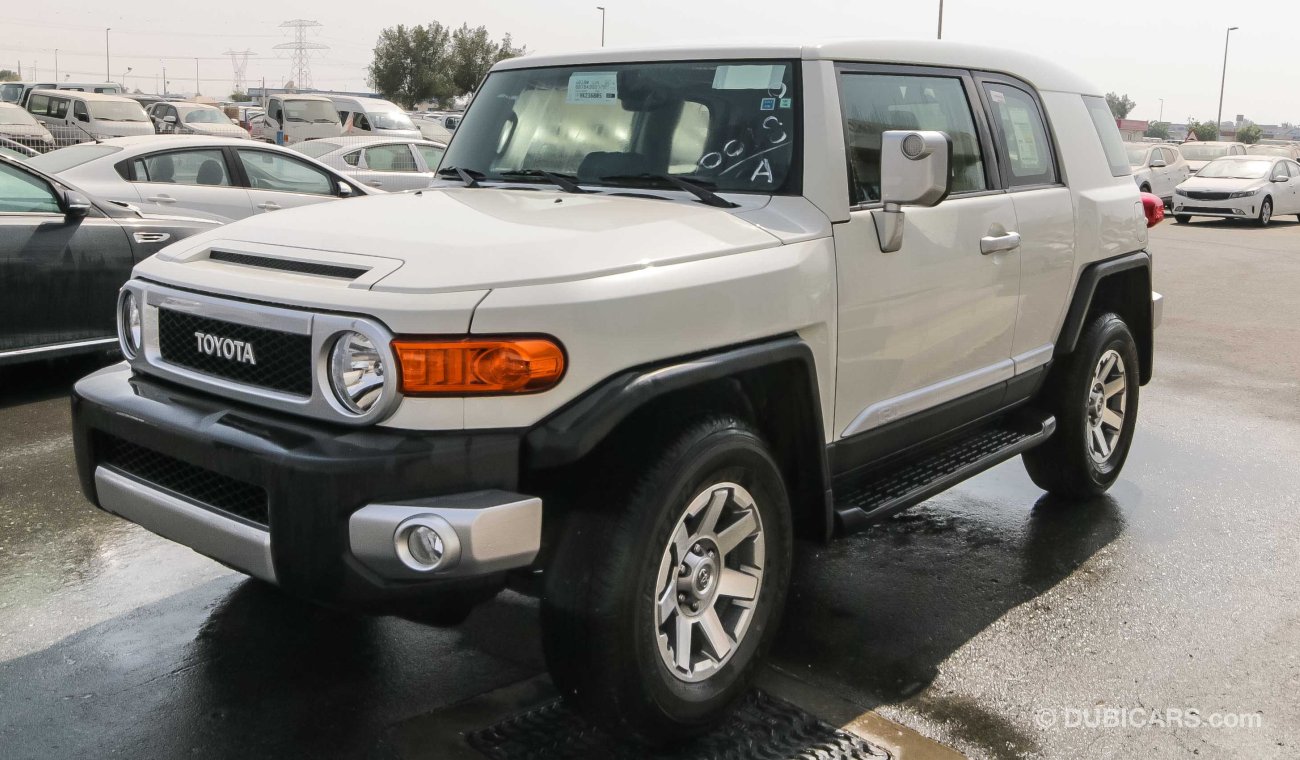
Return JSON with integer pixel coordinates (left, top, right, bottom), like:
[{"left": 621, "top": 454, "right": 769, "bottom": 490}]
[{"left": 1, "top": 219, "right": 1298, "bottom": 759}]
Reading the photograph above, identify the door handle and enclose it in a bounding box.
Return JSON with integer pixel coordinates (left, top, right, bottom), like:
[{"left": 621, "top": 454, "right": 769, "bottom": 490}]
[
  {"left": 980, "top": 231, "right": 1021, "bottom": 255},
  {"left": 365, "top": 180, "right": 383, "bottom": 188},
  {"left": 257, "top": 201, "right": 281, "bottom": 211},
  {"left": 145, "top": 195, "right": 176, "bottom": 204}
]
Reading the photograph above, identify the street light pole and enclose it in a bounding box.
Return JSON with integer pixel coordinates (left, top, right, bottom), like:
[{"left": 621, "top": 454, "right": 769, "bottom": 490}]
[
  {"left": 195, "top": 58, "right": 200, "bottom": 96},
  {"left": 938, "top": 0, "right": 945, "bottom": 39},
  {"left": 1215, "top": 26, "right": 1238, "bottom": 141},
  {"left": 1158, "top": 98, "right": 1164, "bottom": 124},
  {"left": 105, "top": 28, "right": 111, "bottom": 81},
  {"left": 596, "top": 6, "right": 606, "bottom": 47},
  {"left": 121, "top": 67, "right": 133, "bottom": 88},
  {"left": 55, "top": 49, "right": 59, "bottom": 82}
]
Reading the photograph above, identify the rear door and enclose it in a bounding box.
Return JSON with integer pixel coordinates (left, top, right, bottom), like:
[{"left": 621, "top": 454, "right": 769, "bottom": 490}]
[
  {"left": 358, "top": 143, "right": 428, "bottom": 191},
  {"left": 975, "top": 76, "right": 1076, "bottom": 375},
  {"left": 234, "top": 147, "right": 345, "bottom": 213},
  {"left": 832, "top": 65, "right": 1021, "bottom": 440},
  {"left": 122, "top": 147, "right": 253, "bottom": 220},
  {"left": 0, "top": 161, "right": 133, "bottom": 354}
]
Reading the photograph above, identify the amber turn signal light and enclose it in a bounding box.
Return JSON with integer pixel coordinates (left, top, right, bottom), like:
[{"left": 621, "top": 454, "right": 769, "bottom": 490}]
[{"left": 393, "top": 337, "right": 566, "bottom": 395}]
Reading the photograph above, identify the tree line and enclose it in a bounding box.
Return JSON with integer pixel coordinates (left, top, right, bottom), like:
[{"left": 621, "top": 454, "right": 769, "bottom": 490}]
[{"left": 368, "top": 22, "right": 524, "bottom": 109}]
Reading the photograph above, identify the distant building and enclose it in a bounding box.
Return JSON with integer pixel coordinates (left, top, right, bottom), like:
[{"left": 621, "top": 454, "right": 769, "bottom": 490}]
[
  {"left": 1166, "top": 123, "right": 1189, "bottom": 142},
  {"left": 1116, "top": 119, "right": 1149, "bottom": 142}
]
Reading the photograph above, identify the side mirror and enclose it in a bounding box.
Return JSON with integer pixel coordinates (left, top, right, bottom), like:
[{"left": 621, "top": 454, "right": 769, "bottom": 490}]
[
  {"left": 1272, "top": 175, "right": 1289, "bottom": 183},
  {"left": 1150, "top": 158, "right": 1167, "bottom": 168},
  {"left": 873, "top": 130, "right": 952, "bottom": 253},
  {"left": 163, "top": 115, "right": 177, "bottom": 124},
  {"left": 337, "top": 181, "right": 354, "bottom": 197},
  {"left": 76, "top": 112, "right": 89, "bottom": 123},
  {"left": 62, "top": 190, "right": 92, "bottom": 218}
]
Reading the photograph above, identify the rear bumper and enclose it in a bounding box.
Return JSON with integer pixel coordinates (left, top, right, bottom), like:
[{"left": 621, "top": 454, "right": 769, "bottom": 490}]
[{"left": 72, "top": 363, "right": 537, "bottom": 610}]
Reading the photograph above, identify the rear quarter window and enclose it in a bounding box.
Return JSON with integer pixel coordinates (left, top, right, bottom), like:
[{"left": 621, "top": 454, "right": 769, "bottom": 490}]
[{"left": 1082, "top": 95, "right": 1130, "bottom": 177}]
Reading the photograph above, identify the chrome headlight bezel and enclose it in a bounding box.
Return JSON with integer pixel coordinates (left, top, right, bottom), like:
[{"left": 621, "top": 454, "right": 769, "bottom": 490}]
[
  {"left": 1228, "top": 188, "right": 1259, "bottom": 199},
  {"left": 116, "top": 289, "right": 142, "bottom": 359}
]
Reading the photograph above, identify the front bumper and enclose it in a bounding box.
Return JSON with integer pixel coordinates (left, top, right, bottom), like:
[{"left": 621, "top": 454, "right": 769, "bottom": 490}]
[
  {"left": 72, "top": 363, "right": 538, "bottom": 610},
  {"left": 1173, "top": 196, "right": 1262, "bottom": 218}
]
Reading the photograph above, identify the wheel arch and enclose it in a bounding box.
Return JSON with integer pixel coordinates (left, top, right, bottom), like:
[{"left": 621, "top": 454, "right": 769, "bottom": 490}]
[
  {"left": 522, "top": 335, "right": 833, "bottom": 542},
  {"left": 1055, "top": 251, "right": 1154, "bottom": 385}
]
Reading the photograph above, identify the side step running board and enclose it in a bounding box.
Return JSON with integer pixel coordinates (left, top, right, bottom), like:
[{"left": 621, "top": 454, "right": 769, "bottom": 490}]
[{"left": 833, "top": 411, "right": 1056, "bottom": 535}]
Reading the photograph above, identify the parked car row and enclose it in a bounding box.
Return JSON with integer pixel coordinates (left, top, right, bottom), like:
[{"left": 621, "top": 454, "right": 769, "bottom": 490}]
[{"left": 1172, "top": 154, "right": 1300, "bottom": 226}]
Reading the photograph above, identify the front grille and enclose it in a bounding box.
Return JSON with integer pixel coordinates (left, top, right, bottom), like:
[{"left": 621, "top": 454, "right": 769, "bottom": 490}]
[
  {"left": 158, "top": 308, "right": 313, "bottom": 396},
  {"left": 1185, "top": 191, "right": 1231, "bottom": 200},
  {"left": 1182, "top": 206, "right": 1238, "bottom": 214},
  {"left": 209, "top": 251, "right": 369, "bottom": 280},
  {"left": 99, "top": 434, "right": 269, "bottom": 527}
]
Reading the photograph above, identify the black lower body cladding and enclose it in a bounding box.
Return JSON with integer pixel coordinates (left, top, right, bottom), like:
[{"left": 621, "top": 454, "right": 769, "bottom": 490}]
[{"left": 71, "top": 363, "right": 523, "bottom": 609}]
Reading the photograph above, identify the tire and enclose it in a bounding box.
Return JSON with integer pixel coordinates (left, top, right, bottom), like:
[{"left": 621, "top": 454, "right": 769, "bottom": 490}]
[
  {"left": 542, "top": 416, "right": 792, "bottom": 744},
  {"left": 1257, "top": 197, "right": 1273, "bottom": 227},
  {"left": 1139, "top": 183, "right": 1152, "bottom": 194},
  {"left": 1174, "top": 214, "right": 1191, "bottom": 224},
  {"left": 1023, "top": 312, "right": 1140, "bottom": 500}
]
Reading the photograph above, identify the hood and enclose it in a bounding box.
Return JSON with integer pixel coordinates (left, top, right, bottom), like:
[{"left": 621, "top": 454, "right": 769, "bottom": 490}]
[
  {"left": 286, "top": 123, "right": 342, "bottom": 143},
  {"left": 153, "top": 187, "right": 783, "bottom": 294},
  {"left": 187, "top": 122, "right": 250, "bottom": 139},
  {"left": 93, "top": 121, "right": 155, "bottom": 138},
  {"left": 0, "top": 124, "right": 54, "bottom": 142},
  {"left": 1177, "top": 175, "right": 1265, "bottom": 192},
  {"left": 1186, "top": 160, "right": 1209, "bottom": 172}
]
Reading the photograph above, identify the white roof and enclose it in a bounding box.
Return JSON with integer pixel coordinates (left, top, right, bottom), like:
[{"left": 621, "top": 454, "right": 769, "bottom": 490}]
[
  {"left": 302, "top": 135, "right": 446, "bottom": 149},
  {"left": 493, "top": 39, "right": 1100, "bottom": 95},
  {"left": 27, "top": 89, "right": 138, "bottom": 103}
]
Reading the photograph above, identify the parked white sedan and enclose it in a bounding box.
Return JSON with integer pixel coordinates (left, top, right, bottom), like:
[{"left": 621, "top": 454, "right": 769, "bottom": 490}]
[
  {"left": 25, "top": 135, "right": 375, "bottom": 221},
  {"left": 1172, "top": 155, "right": 1300, "bottom": 226},
  {"left": 148, "top": 102, "right": 250, "bottom": 139},
  {"left": 0, "top": 103, "right": 55, "bottom": 152},
  {"left": 292, "top": 136, "right": 446, "bottom": 191},
  {"left": 1126, "top": 142, "right": 1190, "bottom": 205}
]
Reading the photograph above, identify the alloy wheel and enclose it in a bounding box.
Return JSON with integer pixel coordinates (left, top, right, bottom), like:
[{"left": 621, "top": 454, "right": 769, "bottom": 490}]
[
  {"left": 1086, "top": 349, "right": 1127, "bottom": 464},
  {"left": 654, "top": 482, "right": 765, "bottom": 683}
]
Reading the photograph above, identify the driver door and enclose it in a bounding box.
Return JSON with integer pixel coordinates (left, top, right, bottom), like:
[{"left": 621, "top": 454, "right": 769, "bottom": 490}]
[
  {"left": 832, "top": 66, "right": 1021, "bottom": 441},
  {"left": 235, "top": 147, "right": 344, "bottom": 214}
]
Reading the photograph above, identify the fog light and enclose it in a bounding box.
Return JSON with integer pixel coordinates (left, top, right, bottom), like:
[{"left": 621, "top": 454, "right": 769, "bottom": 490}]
[
  {"left": 407, "top": 526, "right": 444, "bottom": 567},
  {"left": 117, "top": 290, "right": 142, "bottom": 358}
]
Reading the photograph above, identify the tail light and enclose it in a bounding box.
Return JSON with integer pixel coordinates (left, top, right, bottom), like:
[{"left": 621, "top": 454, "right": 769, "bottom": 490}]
[
  {"left": 393, "top": 337, "right": 565, "bottom": 395},
  {"left": 1140, "top": 192, "right": 1165, "bottom": 227}
]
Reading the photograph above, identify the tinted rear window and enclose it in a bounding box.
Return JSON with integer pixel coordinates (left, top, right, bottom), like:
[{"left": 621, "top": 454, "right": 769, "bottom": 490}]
[
  {"left": 1082, "top": 95, "right": 1130, "bottom": 177},
  {"left": 26, "top": 144, "right": 123, "bottom": 173}
]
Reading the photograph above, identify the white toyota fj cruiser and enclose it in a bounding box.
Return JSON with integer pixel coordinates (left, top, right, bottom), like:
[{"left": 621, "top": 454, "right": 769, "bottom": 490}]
[{"left": 73, "top": 41, "right": 1162, "bottom": 742}]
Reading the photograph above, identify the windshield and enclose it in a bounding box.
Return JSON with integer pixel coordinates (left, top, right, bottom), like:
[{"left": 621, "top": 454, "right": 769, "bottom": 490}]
[
  {"left": 26, "top": 144, "right": 123, "bottom": 172},
  {"left": 0, "top": 106, "right": 38, "bottom": 126},
  {"left": 283, "top": 99, "right": 339, "bottom": 124},
  {"left": 183, "top": 108, "right": 229, "bottom": 124},
  {"left": 1, "top": 83, "right": 23, "bottom": 104},
  {"left": 1125, "top": 147, "right": 1149, "bottom": 166},
  {"left": 293, "top": 140, "right": 343, "bottom": 158},
  {"left": 1247, "top": 145, "right": 1289, "bottom": 157},
  {"left": 1180, "top": 144, "right": 1230, "bottom": 160},
  {"left": 87, "top": 100, "right": 148, "bottom": 122},
  {"left": 441, "top": 59, "right": 800, "bottom": 194},
  {"left": 371, "top": 111, "right": 416, "bottom": 131},
  {"left": 1196, "top": 159, "right": 1272, "bottom": 179}
]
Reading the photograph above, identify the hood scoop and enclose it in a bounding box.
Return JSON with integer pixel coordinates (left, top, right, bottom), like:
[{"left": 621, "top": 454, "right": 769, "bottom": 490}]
[{"left": 209, "top": 250, "right": 370, "bottom": 280}]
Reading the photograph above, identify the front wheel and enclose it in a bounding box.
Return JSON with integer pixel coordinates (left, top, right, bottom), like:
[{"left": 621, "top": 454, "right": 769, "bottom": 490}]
[
  {"left": 542, "top": 416, "right": 792, "bottom": 744},
  {"left": 1257, "top": 198, "right": 1273, "bottom": 227},
  {"left": 1023, "top": 312, "right": 1140, "bottom": 500},
  {"left": 1174, "top": 214, "right": 1191, "bottom": 224}
]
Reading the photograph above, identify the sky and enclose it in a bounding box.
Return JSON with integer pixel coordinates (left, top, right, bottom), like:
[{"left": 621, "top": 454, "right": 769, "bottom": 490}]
[{"left": 4, "top": 0, "right": 1297, "bottom": 125}]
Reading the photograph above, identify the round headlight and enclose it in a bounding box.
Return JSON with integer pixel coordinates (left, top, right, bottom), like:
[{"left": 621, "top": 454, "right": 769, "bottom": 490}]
[
  {"left": 118, "top": 290, "right": 142, "bottom": 358},
  {"left": 328, "top": 331, "right": 386, "bottom": 415}
]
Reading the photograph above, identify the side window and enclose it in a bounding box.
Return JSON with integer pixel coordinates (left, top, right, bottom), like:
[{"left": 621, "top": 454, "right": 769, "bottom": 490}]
[
  {"left": 982, "top": 82, "right": 1057, "bottom": 186},
  {"left": 338, "top": 110, "right": 351, "bottom": 125},
  {"left": 342, "top": 150, "right": 361, "bottom": 167},
  {"left": 28, "top": 94, "right": 49, "bottom": 116},
  {"left": 1286, "top": 161, "right": 1299, "bottom": 178},
  {"left": 237, "top": 150, "right": 334, "bottom": 195},
  {"left": 1162, "top": 148, "right": 1178, "bottom": 165},
  {"left": 132, "top": 149, "right": 232, "bottom": 186},
  {"left": 73, "top": 101, "right": 89, "bottom": 122},
  {"left": 839, "top": 72, "right": 988, "bottom": 204},
  {"left": 416, "top": 144, "right": 445, "bottom": 170},
  {"left": 354, "top": 113, "right": 371, "bottom": 131},
  {"left": 363, "top": 144, "right": 418, "bottom": 172},
  {"left": 50, "top": 98, "right": 70, "bottom": 119},
  {"left": 0, "top": 162, "right": 62, "bottom": 214},
  {"left": 1081, "top": 95, "right": 1129, "bottom": 177},
  {"left": 669, "top": 102, "right": 711, "bottom": 174},
  {"left": 268, "top": 100, "right": 283, "bottom": 123}
]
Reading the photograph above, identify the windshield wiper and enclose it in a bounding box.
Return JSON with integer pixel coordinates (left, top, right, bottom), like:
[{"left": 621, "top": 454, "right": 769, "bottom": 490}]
[
  {"left": 597, "top": 173, "right": 738, "bottom": 208},
  {"left": 497, "top": 169, "right": 592, "bottom": 194},
  {"left": 437, "top": 166, "right": 485, "bottom": 188}
]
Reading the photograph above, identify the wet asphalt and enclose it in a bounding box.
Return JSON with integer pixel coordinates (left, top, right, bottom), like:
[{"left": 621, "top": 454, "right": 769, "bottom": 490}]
[{"left": 2, "top": 219, "right": 1298, "bottom": 759}]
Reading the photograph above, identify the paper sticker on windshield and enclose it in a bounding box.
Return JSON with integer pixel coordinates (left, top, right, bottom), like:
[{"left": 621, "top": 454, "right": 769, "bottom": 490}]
[
  {"left": 779, "top": 98, "right": 792, "bottom": 109},
  {"left": 567, "top": 72, "right": 619, "bottom": 104},
  {"left": 712, "top": 64, "right": 784, "bottom": 90},
  {"left": 1008, "top": 105, "right": 1041, "bottom": 167}
]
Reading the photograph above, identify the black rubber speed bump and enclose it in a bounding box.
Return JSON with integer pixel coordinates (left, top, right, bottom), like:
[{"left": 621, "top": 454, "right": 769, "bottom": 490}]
[{"left": 465, "top": 689, "right": 892, "bottom": 760}]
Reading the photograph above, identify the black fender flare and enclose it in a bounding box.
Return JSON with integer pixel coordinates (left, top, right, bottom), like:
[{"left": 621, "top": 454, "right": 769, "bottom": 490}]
[{"left": 1055, "top": 250, "right": 1154, "bottom": 384}]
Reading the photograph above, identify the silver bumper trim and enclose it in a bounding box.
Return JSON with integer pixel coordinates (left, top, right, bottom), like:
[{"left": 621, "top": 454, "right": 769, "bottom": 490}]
[
  {"left": 94, "top": 466, "right": 276, "bottom": 583},
  {"left": 1152, "top": 291, "right": 1164, "bottom": 329},
  {"left": 349, "top": 491, "right": 542, "bottom": 580}
]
